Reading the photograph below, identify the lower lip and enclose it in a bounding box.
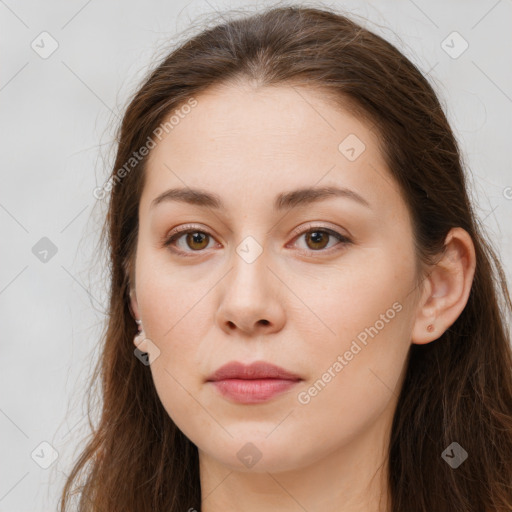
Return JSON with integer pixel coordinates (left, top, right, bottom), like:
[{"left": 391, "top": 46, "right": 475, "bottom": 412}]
[{"left": 209, "top": 378, "right": 300, "bottom": 404}]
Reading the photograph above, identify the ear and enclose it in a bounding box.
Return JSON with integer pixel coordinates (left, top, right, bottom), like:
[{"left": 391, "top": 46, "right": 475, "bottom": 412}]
[
  {"left": 411, "top": 227, "right": 476, "bottom": 344},
  {"left": 129, "top": 288, "right": 149, "bottom": 351},
  {"left": 125, "top": 256, "right": 140, "bottom": 322},
  {"left": 129, "top": 288, "right": 141, "bottom": 322}
]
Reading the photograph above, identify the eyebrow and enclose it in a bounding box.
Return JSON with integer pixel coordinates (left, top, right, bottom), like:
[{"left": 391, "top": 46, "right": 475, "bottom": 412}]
[{"left": 150, "top": 185, "right": 371, "bottom": 211}]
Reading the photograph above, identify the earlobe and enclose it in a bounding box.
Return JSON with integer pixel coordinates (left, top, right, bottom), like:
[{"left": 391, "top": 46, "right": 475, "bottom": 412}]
[
  {"left": 133, "top": 328, "right": 149, "bottom": 352},
  {"left": 411, "top": 227, "right": 476, "bottom": 345}
]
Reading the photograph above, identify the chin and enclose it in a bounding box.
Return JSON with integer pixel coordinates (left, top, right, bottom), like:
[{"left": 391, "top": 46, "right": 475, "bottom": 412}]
[{"left": 198, "top": 435, "right": 314, "bottom": 474}]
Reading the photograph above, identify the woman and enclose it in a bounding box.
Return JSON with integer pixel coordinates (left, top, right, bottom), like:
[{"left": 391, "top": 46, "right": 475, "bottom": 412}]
[{"left": 60, "top": 5, "right": 512, "bottom": 511}]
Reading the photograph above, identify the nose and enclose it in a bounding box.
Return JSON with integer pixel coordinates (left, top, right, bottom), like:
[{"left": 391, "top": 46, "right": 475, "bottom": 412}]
[{"left": 215, "top": 250, "right": 286, "bottom": 336}]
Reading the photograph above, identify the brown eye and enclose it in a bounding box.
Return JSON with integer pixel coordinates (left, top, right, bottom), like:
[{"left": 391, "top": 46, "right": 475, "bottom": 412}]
[
  {"left": 304, "top": 230, "right": 330, "bottom": 250},
  {"left": 292, "top": 226, "right": 352, "bottom": 254},
  {"left": 163, "top": 228, "right": 216, "bottom": 256},
  {"left": 184, "top": 232, "right": 210, "bottom": 250}
]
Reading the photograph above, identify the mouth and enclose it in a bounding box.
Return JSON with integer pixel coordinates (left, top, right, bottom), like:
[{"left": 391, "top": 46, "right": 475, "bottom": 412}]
[{"left": 206, "top": 360, "right": 303, "bottom": 404}]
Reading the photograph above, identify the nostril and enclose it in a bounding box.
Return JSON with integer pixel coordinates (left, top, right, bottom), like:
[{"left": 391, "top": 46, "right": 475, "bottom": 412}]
[{"left": 259, "top": 319, "right": 270, "bottom": 326}]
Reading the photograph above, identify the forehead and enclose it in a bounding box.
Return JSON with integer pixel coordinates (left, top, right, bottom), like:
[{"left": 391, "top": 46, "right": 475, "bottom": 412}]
[
  {"left": 147, "top": 83, "right": 375, "bottom": 163},
  {"left": 141, "top": 83, "right": 402, "bottom": 219}
]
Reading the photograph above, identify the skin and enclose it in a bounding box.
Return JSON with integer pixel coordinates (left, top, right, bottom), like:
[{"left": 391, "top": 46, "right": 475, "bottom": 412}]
[{"left": 129, "top": 82, "right": 476, "bottom": 512}]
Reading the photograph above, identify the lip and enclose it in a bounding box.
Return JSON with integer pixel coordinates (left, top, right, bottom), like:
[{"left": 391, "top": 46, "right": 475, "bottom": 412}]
[{"left": 206, "top": 360, "right": 302, "bottom": 404}]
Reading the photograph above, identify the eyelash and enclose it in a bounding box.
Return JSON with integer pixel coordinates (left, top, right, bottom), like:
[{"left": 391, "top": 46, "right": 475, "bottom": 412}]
[{"left": 162, "top": 223, "right": 352, "bottom": 258}]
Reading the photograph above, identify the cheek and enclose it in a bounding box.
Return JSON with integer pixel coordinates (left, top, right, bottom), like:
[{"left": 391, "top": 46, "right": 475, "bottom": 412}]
[
  {"left": 287, "top": 289, "right": 411, "bottom": 460},
  {"left": 301, "top": 250, "right": 413, "bottom": 354},
  {"left": 294, "top": 295, "right": 409, "bottom": 422},
  {"left": 135, "top": 243, "right": 210, "bottom": 339},
  {"left": 134, "top": 251, "right": 216, "bottom": 386},
  {"left": 294, "top": 251, "right": 414, "bottom": 412}
]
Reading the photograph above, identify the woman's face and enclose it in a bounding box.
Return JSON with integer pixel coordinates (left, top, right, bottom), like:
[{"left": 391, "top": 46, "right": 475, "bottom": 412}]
[{"left": 130, "top": 83, "right": 423, "bottom": 473}]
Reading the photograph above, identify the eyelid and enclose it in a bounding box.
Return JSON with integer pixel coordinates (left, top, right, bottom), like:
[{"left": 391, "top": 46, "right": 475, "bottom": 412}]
[
  {"left": 288, "top": 221, "right": 351, "bottom": 241},
  {"left": 167, "top": 223, "right": 209, "bottom": 237}
]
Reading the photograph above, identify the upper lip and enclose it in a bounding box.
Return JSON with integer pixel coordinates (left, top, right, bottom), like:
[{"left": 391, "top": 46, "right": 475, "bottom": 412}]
[{"left": 206, "top": 360, "right": 302, "bottom": 382}]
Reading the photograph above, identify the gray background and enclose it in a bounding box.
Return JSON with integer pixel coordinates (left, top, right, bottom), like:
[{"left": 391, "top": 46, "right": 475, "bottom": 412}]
[{"left": 1, "top": 0, "right": 511, "bottom": 510}]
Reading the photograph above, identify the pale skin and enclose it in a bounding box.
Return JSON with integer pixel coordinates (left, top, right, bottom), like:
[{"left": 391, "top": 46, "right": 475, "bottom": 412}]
[{"left": 129, "top": 82, "right": 476, "bottom": 512}]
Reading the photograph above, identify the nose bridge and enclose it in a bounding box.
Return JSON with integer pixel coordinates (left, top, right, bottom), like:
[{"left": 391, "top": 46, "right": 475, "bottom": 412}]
[
  {"left": 215, "top": 229, "right": 286, "bottom": 334},
  {"left": 227, "top": 209, "right": 271, "bottom": 273},
  {"left": 225, "top": 208, "right": 288, "bottom": 293},
  {"left": 228, "top": 233, "right": 271, "bottom": 300}
]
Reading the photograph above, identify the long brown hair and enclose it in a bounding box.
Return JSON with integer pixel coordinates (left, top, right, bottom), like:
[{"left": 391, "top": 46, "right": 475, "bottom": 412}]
[{"left": 59, "top": 5, "right": 512, "bottom": 511}]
